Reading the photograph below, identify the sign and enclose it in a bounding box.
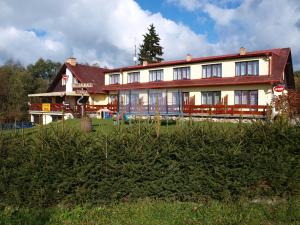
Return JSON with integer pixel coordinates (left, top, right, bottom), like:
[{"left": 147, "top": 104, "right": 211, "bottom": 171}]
[
  {"left": 76, "top": 89, "right": 88, "bottom": 95},
  {"left": 72, "top": 83, "right": 94, "bottom": 88},
  {"left": 273, "top": 85, "right": 285, "bottom": 93},
  {"left": 62, "top": 74, "right": 68, "bottom": 80},
  {"left": 42, "top": 103, "right": 51, "bottom": 112}
]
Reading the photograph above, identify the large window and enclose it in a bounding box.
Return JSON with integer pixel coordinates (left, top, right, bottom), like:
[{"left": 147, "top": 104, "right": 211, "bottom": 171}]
[
  {"left": 109, "top": 74, "right": 120, "bottom": 84},
  {"left": 234, "top": 90, "right": 258, "bottom": 105},
  {"left": 201, "top": 91, "right": 221, "bottom": 105},
  {"left": 173, "top": 67, "right": 190, "bottom": 80},
  {"left": 235, "top": 60, "right": 259, "bottom": 76},
  {"left": 149, "top": 92, "right": 164, "bottom": 106},
  {"left": 202, "top": 64, "right": 222, "bottom": 78},
  {"left": 127, "top": 72, "right": 140, "bottom": 83},
  {"left": 149, "top": 69, "right": 163, "bottom": 82}
]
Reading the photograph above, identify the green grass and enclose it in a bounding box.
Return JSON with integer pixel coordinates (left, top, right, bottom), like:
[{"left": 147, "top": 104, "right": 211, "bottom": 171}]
[{"left": 0, "top": 199, "right": 299, "bottom": 225}]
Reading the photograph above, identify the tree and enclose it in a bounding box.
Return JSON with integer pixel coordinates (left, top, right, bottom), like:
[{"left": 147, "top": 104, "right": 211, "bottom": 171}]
[
  {"left": 138, "top": 24, "right": 164, "bottom": 64},
  {"left": 27, "top": 58, "right": 61, "bottom": 80}
]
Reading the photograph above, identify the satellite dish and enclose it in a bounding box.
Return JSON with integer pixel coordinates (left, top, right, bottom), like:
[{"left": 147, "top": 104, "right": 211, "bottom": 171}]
[{"left": 133, "top": 56, "right": 138, "bottom": 62}]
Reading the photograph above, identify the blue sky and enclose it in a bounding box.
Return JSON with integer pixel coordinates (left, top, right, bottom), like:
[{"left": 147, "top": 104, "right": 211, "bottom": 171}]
[{"left": 0, "top": 0, "right": 300, "bottom": 69}]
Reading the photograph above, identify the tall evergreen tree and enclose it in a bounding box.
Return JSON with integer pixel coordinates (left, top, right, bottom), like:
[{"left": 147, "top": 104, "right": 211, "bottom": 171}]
[{"left": 138, "top": 24, "right": 164, "bottom": 64}]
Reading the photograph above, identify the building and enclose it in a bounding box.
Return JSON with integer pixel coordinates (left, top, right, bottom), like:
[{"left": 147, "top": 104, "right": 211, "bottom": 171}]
[
  {"left": 28, "top": 58, "right": 108, "bottom": 124},
  {"left": 28, "top": 47, "right": 295, "bottom": 124},
  {"left": 103, "top": 47, "right": 294, "bottom": 117}
]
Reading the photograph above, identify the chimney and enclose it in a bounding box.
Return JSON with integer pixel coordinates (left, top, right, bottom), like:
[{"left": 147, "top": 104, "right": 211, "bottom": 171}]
[
  {"left": 66, "top": 57, "right": 77, "bottom": 66},
  {"left": 142, "top": 61, "right": 148, "bottom": 66},
  {"left": 186, "top": 54, "right": 192, "bottom": 62},
  {"left": 240, "top": 47, "right": 246, "bottom": 55}
]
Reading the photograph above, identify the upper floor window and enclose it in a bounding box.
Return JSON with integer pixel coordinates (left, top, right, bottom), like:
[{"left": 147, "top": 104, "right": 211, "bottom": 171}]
[
  {"left": 235, "top": 60, "right": 259, "bottom": 76},
  {"left": 109, "top": 74, "right": 120, "bottom": 84},
  {"left": 173, "top": 67, "right": 190, "bottom": 80},
  {"left": 61, "top": 74, "right": 68, "bottom": 86},
  {"left": 127, "top": 72, "right": 140, "bottom": 83},
  {"left": 201, "top": 91, "right": 221, "bottom": 105},
  {"left": 149, "top": 69, "right": 163, "bottom": 82},
  {"left": 202, "top": 64, "right": 222, "bottom": 78},
  {"left": 234, "top": 90, "right": 258, "bottom": 105}
]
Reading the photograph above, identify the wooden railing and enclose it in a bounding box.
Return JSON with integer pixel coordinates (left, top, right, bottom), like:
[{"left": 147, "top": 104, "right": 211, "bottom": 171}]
[
  {"left": 29, "top": 103, "right": 118, "bottom": 113},
  {"left": 183, "top": 104, "right": 268, "bottom": 116}
]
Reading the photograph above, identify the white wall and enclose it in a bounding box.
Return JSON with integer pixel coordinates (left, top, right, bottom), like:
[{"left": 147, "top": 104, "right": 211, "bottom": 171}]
[{"left": 65, "top": 68, "right": 73, "bottom": 92}]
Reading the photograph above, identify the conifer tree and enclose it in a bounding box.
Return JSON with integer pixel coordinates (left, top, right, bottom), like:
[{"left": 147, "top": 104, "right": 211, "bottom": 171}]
[{"left": 138, "top": 24, "right": 164, "bottom": 64}]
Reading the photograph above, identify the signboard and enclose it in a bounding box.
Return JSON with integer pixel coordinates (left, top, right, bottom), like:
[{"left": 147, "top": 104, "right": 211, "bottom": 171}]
[
  {"left": 42, "top": 103, "right": 51, "bottom": 112},
  {"left": 273, "top": 85, "right": 285, "bottom": 93},
  {"left": 72, "top": 83, "right": 93, "bottom": 88},
  {"left": 62, "top": 74, "right": 68, "bottom": 80},
  {"left": 76, "top": 89, "right": 88, "bottom": 95}
]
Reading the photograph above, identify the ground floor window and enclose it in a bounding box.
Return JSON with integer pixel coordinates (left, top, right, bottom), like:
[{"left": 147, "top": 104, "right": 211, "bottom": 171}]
[
  {"left": 149, "top": 92, "right": 164, "bottom": 106},
  {"left": 234, "top": 90, "right": 258, "bottom": 105},
  {"left": 109, "top": 95, "right": 117, "bottom": 104},
  {"left": 201, "top": 91, "right": 221, "bottom": 105}
]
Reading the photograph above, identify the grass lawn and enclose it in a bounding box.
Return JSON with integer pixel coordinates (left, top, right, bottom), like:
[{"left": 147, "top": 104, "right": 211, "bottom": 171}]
[{"left": 1, "top": 199, "right": 299, "bottom": 225}]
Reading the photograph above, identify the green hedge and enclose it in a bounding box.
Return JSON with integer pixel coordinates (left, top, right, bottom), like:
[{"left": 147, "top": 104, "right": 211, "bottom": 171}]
[{"left": 0, "top": 119, "right": 299, "bottom": 207}]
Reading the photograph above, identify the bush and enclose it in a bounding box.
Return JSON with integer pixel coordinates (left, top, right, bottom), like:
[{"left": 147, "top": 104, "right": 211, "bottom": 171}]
[{"left": 0, "top": 119, "right": 299, "bottom": 207}]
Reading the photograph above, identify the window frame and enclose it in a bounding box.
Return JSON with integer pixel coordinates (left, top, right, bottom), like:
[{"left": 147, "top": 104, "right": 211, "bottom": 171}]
[
  {"left": 127, "top": 72, "right": 140, "bottom": 83},
  {"left": 201, "top": 91, "right": 221, "bottom": 105},
  {"left": 149, "top": 69, "right": 164, "bottom": 82},
  {"left": 173, "top": 66, "right": 191, "bottom": 80},
  {"left": 234, "top": 90, "right": 258, "bottom": 105},
  {"left": 202, "top": 63, "right": 222, "bottom": 78},
  {"left": 109, "top": 73, "right": 120, "bottom": 85},
  {"left": 235, "top": 60, "right": 259, "bottom": 76}
]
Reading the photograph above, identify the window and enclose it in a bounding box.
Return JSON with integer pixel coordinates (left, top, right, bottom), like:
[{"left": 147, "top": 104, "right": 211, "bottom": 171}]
[
  {"left": 235, "top": 60, "right": 259, "bottom": 76},
  {"left": 149, "top": 92, "right": 164, "bottom": 106},
  {"left": 234, "top": 90, "right": 258, "bottom": 105},
  {"left": 109, "top": 74, "right": 120, "bottom": 84},
  {"left": 149, "top": 69, "right": 163, "bottom": 82},
  {"left": 172, "top": 92, "right": 180, "bottom": 105},
  {"left": 173, "top": 67, "right": 190, "bottom": 80},
  {"left": 109, "top": 95, "right": 117, "bottom": 104},
  {"left": 201, "top": 91, "right": 221, "bottom": 105},
  {"left": 202, "top": 64, "right": 222, "bottom": 78},
  {"left": 130, "top": 93, "right": 139, "bottom": 106},
  {"left": 127, "top": 72, "right": 140, "bottom": 83}
]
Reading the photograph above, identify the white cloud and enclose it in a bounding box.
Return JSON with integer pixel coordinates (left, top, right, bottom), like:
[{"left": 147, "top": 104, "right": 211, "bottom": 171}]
[
  {"left": 167, "top": 0, "right": 300, "bottom": 69},
  {"left": 0, "top": 0, "right": 219, "bottom": 67}
]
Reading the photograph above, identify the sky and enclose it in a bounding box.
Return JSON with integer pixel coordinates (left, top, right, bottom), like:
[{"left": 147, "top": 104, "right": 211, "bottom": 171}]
[{"left": 0, "top": 0, "right": 299, "bottom": 69}]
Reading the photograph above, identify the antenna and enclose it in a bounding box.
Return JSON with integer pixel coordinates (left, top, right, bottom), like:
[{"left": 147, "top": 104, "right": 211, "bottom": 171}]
[{"left": 133, "top": 37, "right": 138, "bottom": 65}]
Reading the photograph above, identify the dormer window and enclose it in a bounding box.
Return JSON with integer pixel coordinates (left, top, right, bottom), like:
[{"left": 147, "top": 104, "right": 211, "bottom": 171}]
[
  {"left": 173, "top": 67, "right": 190, "bottom": 80},
  {"left": 109, "top": 74, "right": 120, "bottom": 84},
  {"left": 128, "top": 72, "right": 140, "bottom": 83},
  {"left": 202, "top": 64, "right": 222, "bottom": 78},
  {"left": 235, "top": 60, "right": 259, "bottom": 76}
]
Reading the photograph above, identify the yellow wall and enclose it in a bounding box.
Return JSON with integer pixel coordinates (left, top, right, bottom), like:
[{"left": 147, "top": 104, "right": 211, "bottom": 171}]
[
  {"left": 105, "top": 56, "right": 270, "bottom": 85},
  {"left": 89, "top": 94, "right": 107, "bottom": 105}
]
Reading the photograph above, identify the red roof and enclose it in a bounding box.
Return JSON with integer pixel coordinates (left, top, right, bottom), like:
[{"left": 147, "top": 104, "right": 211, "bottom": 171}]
[
  {"left": 66, "top": 63, "right": 107, "bottom": 94},
  {"left": 104, "top": 48, "right": 292, "bottom": 91},
  {"left": 48, "top": 63, "right": 107, "bottom": 94}
]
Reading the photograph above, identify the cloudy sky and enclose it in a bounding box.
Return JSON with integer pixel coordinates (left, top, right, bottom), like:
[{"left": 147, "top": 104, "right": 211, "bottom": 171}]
[{"left": 0, "top": 0, "right": 299, "bottom": 69}]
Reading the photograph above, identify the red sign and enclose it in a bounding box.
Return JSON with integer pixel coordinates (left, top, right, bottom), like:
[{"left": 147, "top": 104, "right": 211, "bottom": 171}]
[
  {"left": 273, "top": 85, "right": 285, "bottom": 93},
  {"left": 62, "top": 74, "right": 68, "bottom": 80}
]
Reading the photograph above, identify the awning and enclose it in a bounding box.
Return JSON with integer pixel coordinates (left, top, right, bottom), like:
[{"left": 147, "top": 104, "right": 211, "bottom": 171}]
[{"left": 28, "top": 91, "right": 89, "bottom": 97}]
